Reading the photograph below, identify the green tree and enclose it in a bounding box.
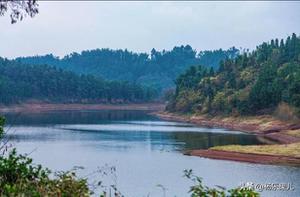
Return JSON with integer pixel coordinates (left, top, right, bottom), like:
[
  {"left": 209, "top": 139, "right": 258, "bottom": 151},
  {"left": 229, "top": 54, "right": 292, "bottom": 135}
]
[{"left": 168, "top": 34, "right": 300, "bottom": 116}]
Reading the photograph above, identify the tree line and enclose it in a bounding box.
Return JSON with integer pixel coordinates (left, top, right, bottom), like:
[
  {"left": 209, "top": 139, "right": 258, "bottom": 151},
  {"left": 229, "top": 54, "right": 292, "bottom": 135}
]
[
  {"left": 0, "top": 58, "right": 157, "bottom": 104},
  {"left": 167, "top": 33, "right": 300, "bottom": 116},
  {"left": 16, "top": 46, "right": 239, "bottom": 91}
]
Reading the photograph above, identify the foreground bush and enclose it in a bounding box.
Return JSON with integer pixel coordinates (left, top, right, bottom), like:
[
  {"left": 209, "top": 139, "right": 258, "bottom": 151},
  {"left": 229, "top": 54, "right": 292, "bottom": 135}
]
[
  {"left": 0, "top": 149, "right": 90, "bottom": 196},
  {"left": 184, "top": 169, "right": 259, "bottom": 197},
  {"left": 0, "top": 117, "right": 89, "bottom": 196}
]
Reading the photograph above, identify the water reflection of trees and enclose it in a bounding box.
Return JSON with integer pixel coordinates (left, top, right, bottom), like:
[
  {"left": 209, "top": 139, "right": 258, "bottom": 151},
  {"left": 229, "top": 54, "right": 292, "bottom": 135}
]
[
  {"left": 3, "top": 110, "right": 156, "bottom": 125},
  {"left": 169, "top": 132, "right": 264, "bottom": 150}
]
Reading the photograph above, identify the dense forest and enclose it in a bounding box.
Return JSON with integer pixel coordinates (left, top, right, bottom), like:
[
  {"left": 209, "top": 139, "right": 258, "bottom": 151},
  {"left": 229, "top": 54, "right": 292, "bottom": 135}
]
[
  {"left": 16, "top": 46, "right": 239, "bottom": 90},
  {"left": 167, "top": 34, "right": 300, "bottom": 116},
  {"left": 0, "top": 58, "right": 157, "bottom": 104}
]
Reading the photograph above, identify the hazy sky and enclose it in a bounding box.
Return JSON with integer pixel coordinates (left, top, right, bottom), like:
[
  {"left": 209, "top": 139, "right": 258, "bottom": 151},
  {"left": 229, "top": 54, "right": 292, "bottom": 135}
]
[{"left": 1, "top": 1, "right": 300, "bottom": 58}]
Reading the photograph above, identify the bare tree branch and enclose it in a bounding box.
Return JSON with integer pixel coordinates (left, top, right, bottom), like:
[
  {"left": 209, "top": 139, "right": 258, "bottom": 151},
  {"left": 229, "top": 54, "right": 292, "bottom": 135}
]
[{"left": 0, "top": 0, "right": 39, "bottom": 24}]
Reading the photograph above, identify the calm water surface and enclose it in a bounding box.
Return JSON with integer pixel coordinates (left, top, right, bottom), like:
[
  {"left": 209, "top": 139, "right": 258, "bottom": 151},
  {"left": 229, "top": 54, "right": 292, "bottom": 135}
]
[{"left": 2, "top": 110, "right": 300, "bottom": 197}]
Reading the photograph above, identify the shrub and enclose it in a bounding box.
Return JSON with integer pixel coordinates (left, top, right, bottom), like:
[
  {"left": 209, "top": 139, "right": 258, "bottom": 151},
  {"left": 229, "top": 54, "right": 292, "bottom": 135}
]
[
  {"left": 274, "top": 102, "right": 299, "bottom": 122},
  {"left": 184, "top": 169, "right": 259, "bottom": 197},
  {"left": 174, "top": 90, "right": 200, "bottom": 113},
  {"left": 0, "top": 149, "right": 90, "bottom": 196},
  {"left": 0, "top": 116, "right": 4, "bottom": 138}
]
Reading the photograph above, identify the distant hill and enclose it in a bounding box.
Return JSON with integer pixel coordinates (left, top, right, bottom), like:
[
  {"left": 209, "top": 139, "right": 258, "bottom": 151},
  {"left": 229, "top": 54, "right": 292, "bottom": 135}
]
[
  {"left": 167, "top": 34, "right": 300, "bottom": 116},
  {"left": 0, "top": 58, "right": 157, "bottom": 104},
  {"left": 16, "top": 46, "right": 239, "bottom": 91}
]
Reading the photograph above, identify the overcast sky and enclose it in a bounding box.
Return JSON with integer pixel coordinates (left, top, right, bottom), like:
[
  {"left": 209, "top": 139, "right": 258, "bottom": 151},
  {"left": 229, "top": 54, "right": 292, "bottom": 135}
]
[{"left": 1, "top": 1, "right": 300, "bottom": 58}]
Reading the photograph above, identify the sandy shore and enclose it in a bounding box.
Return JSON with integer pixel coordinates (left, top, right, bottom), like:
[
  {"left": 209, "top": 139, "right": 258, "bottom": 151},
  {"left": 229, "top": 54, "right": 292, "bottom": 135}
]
[
  {"left": 155, "top": 111, "right": 300, "bottom": 166},
  {"left": 0, "top": 103, "right": 166, "bottom": 113}
]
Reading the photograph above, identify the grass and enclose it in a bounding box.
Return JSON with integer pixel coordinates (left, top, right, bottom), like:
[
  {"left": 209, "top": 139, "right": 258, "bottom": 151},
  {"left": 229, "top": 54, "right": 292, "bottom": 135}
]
[
  {"left": 211, "top": 142, "right": 300, "bottom": 157},
  {"left": 196, "top": 114, "right": 284, "bottom": 128},
  {"left": 286, "top": 129, "right": 300, "bottom": 138}
]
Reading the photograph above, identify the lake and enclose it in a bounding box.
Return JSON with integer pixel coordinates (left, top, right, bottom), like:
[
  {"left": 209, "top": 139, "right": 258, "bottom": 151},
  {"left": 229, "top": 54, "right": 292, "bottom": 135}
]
[{"left": 2, "top": 110, "right": 300, "bottom": 197}]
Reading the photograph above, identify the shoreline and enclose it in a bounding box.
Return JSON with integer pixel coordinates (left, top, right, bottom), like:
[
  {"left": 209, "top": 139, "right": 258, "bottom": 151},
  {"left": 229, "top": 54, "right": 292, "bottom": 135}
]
[
  {"left": 185, "top": 149, "right": 300, "bottom": 166},
  {"left": 0, "top": 103, "right": 166, "bottom": 113},
  {"left": 155, "top": 111, "right": 300, "bottom": 166},
  {"left": 155, "top": 111, "right": 300, "bottom": 144}
]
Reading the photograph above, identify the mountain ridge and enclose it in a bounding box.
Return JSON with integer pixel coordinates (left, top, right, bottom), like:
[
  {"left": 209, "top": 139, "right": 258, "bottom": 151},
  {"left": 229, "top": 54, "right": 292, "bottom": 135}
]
[{"left": 16, "top": 46, "right": 239, "bottom": 90}]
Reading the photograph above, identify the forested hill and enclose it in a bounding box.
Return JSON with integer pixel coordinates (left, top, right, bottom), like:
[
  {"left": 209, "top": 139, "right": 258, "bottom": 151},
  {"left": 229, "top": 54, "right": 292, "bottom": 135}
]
[
  {"left": 16, "top": 46, "right": 239, "bottom": 90},
  {"left": 167, "top": 33, "right": 300, "bottom": 116},
  {"left": 0, "top": 58, "right": 157, "bottom": 104}
]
